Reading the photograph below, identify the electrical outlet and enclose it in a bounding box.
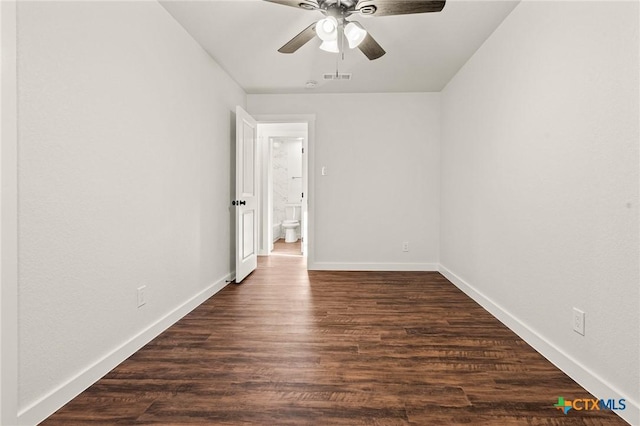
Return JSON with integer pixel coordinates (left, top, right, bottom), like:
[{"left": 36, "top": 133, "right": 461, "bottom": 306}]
[
  {"left": 572, "top": 308, "right": 585, "bottom": 335},
  {"left": 137, "top": 285, "right": 146, "bottom": 308},
  {"left": 402, "top": 241, "right": 409, "bottom": 252}
]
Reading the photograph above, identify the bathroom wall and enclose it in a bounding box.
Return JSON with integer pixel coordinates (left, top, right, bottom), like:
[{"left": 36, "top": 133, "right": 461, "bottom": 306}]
[
  {"left": 271, "top": 223, "right": 281, "bottom": 243},
  {"left": 287, "top": 140, "right": 303, "bottom": 206},
  {"left": 272, "top": 141, "right": 288, "bottom": 238},
  {"left": 272, "top": 138, "right": 302, "bottom": 240}
]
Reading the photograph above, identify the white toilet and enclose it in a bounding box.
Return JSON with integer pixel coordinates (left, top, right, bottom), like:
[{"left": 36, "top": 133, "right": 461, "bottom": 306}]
[{"left": 282, "top": 204, "right": 301, "bottom": 243}]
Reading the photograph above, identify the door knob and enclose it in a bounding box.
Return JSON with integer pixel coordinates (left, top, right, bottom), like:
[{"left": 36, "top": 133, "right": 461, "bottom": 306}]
[
  {"left": 232, "top": 200, "right": 246, "bottom": 206},
  {"left": 239, "top": 200, "right": 246, "bottom": 205}
]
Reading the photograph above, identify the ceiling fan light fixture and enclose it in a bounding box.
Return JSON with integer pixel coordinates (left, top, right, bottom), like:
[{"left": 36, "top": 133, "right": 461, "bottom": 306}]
[
  {"left": 319, "top": 39, "right": 339, "bottom": 53},
  {"left": 344, "top": 21, "right": 367, "bottom": 49},
  {"left": 316, "top": 16, "right": 338, "bottom": 41}
]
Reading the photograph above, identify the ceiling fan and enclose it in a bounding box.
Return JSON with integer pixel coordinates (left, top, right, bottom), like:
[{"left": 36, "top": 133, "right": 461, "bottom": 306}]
[{"left": 264, "top": 0, "right": 446, "bottom": 60}]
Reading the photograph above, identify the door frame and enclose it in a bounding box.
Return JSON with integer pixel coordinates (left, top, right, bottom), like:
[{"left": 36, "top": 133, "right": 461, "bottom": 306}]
[
  {"left": 254, "top": 115, "right": 315, "bottom": 267},
  {"left": 259, "top": 126, "right": 307, "bottom": 255}
]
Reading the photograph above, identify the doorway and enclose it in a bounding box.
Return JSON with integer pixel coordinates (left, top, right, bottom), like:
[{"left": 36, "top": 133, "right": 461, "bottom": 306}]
[
  {"left": 256, "top": 118, "right": 312, "bottom": 261},
  {"left": 269, "top": 136, "right": 304, "bottom": 256}
]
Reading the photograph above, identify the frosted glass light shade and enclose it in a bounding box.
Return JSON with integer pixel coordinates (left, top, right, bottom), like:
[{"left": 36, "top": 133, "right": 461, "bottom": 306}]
[
  {"left": 319, "top": 39, "right": 339, "bottom": 53},
  {"left": 345, "top": 21, "right": 367, "bottom": 49},
  {"left": 316, "top": 16, "right": 338, "bottom": 41}
]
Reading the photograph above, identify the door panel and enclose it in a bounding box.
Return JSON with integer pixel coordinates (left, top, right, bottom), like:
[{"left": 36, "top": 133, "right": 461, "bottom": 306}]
[
  {"left": 242, "top": 122, "right": 255, "bottom": 196},
  {"left": 235, "top": 106, "right": 258, "bottom": 283},
  {"left": 242, "top": 210, "right": 255, "bottom": 259}
]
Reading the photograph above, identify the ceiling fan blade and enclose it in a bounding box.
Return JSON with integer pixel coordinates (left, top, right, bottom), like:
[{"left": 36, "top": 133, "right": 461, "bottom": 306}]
[
  {"left": 278, "top": 23, "right": 317, "bottom": 54},
  {"left": 358, "top": 32, "right": 386, "bottom": 60},
  {"left": 263, "top": 0, "right": 320, "bottom": 11},
  {"left": 355, "top": 0, "right": 445, "bottom": 16}
]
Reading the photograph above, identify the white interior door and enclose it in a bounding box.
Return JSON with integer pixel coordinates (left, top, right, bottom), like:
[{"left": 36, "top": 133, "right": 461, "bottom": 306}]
[{"left": 235, "top": 106, "right": 258, "bottom": 283}]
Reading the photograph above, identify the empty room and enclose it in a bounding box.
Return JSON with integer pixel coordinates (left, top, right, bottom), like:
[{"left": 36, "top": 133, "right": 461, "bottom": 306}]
[{"left": 1, "top": 0, "right": 638, "bottom": 425}]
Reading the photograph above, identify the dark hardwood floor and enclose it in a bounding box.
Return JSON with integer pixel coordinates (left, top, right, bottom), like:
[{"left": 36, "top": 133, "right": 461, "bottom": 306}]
[{"left": 43, "top": 255, "right": 627, "bottom": 425}]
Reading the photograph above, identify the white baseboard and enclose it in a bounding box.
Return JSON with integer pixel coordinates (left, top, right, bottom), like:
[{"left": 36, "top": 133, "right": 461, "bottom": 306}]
[
  {"left": 308, "top": 262, "right": 438, "bottom": 271},
  {"left": 17, "top": 273, "right": 233, "bottom": 426},
  {"left": 438, "top": 264, "right": 639, "bottom": 426}
]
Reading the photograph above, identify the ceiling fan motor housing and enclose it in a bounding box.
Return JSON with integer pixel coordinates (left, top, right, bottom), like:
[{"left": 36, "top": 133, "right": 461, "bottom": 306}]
[{"left": 322, "top": 0, "right": 358, "bottom": 8}]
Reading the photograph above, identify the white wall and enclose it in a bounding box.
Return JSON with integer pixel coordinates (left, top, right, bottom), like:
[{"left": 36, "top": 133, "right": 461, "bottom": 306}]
[
  {"left": 17, "top": 1, "right": 245, "bottom": 423},
  {"left": 440, "top": 1, "right": 639, "bottom": 423},
  {"left": 1, "top": 2, "right": 19, "bottom": 424},
  {"left": 248, "top": 93, "right": 440, "bottom": 271}
]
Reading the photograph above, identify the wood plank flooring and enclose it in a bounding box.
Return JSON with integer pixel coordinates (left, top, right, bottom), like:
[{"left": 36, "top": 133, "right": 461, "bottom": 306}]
[
  {"left": 42, "top": 255, "right": 627, "bottom": 425},
  {"left": 272, "top": 239, "right": 302, "bottom": 256}
]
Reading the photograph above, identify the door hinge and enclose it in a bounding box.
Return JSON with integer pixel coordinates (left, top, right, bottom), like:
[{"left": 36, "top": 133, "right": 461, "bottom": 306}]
[
  {"left": 301, "top": 192, "right": 304, "bottom": 199},
  {"left": 302, "top": 147, "right": 304, "bottom": 154}
]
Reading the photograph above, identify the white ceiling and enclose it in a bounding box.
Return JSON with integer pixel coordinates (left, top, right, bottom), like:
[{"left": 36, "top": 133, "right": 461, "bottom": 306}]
[{"left": 160, "top": 0, "right": 519, "bottom": 94}]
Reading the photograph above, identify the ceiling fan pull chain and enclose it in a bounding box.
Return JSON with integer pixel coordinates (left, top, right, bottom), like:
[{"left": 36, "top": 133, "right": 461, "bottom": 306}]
[{"left": 341, "top": 24, "right": 345, "bottom": 61}]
